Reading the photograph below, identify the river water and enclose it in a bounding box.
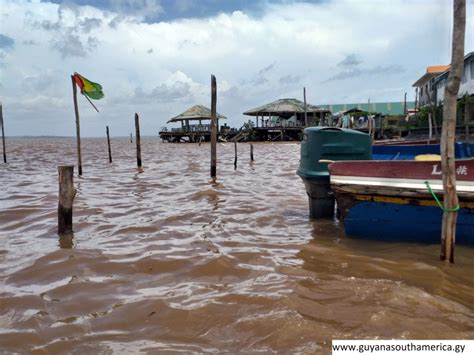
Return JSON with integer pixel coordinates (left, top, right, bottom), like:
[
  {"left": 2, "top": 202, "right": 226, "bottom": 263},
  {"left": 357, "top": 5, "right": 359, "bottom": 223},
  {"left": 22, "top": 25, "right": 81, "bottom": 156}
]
[{"left": 1, "top": 138, "right": 473, "bottom": 354}]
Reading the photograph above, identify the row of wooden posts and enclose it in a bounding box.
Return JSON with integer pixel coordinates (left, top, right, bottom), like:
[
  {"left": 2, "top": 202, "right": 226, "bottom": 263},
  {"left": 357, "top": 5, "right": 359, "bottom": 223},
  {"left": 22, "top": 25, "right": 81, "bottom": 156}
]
[
  {"left": 57, "top": 140, "right": 254, "bottom": 234},
  {"left": 0, "top": 105, "right": 253, "bottom": 169},
  {"left": 58, "top": 74, "right": 255, "bottom": 234},
  {"left": 75, "top": 115, "right": 254, "bottom": 173}
]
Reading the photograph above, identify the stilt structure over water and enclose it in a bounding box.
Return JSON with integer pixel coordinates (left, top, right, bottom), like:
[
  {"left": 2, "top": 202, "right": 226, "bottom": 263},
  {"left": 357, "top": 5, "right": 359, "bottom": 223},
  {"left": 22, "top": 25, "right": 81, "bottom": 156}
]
[
  {"left": 159, "top": 105, "right": 230, "bottom": 143},
  {"left": 242, "top": 98, "right": 330, "bottom": 141}
]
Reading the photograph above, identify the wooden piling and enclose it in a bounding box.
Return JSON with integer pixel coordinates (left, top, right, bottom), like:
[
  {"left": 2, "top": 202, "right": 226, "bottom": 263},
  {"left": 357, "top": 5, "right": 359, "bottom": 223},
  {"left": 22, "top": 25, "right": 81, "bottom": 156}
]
[
  {"left": 403, "top": 92, "right": 407, "bottom": 117},
  {"left": 106, "top": 125, "right": 112, "bottom": 163},
  {"left": 135, "top": 113, "right": 142, "bottom": 168},
  {"left": 428, "top": 113, "right": 433, "bottom": 142},
  {"left": 440, "top": 0, "right": 465, "bottom": 263},
  {"left": 71, "top": 75, "right": 83, "bottom": 176},
  {"left": 367, "top": 98, "right": 372, "bottom": 137},
  {"left": 130, "top": 133, "right": 133, "bottom": 143},
  {"left": 465, "top": 99, "right": 471, "bottom": 156},
  {"left": 234, "top": 141, "right": 237, "bottom": 170},
  {"left": 210, "top": 75, "right": 217, "bottom": 178},
  {"left": 250, "top": 143, "right": 254, "bottom": 161},
  {"left": 58, "top": 165, "right": 75, "bottom": 234},
  {"left": 379, "top": 116, "right": 384, "bottom": 140},
  {"left": 0, "top": 103, "right": 6, "bottom": 163}
]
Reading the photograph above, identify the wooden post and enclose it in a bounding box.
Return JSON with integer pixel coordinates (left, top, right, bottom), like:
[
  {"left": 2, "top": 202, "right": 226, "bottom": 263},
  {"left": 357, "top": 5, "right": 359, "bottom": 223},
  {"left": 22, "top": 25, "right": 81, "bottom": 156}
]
[
  {"left": 106, "top": 126, "right": 112, "bottom": 163},
  {"left": 428, "top": 113, "right": 433, "bottom": 142},
  {"left": 427, "top": 89, "right": 439, "bottom": 138},
  {"left": 440, "top": 0, "right": 465, "bottom": 263},
  {"left": 404, "top": 92, "right": 409, "bottom": 133},
  {"left": 130, "top": 133, "right": 133, "bottom": 143},
  {"left": 71, "top": 75, "right": 83, "bottom": 176},
  {"left": 58, "top": 165, "right": 75, "bottom": 234},
  {"left": 464, "top": 96, "right": 471, "bottom": 156},
  {"left": 414, "top": 87, "right": 418, "bottom": 111},
  {"left": 380, "top": 116, "right": 384, "bottom": 140},
  {"left": 250, "top": 143, "right": 254, "bottom": 161},
  {"left": 135, "top": 113, "right": 142, "bottom": 168},
  {"left": 0, "top": 103, "right": 6, "bottom": 163},
  {"left": 304, "top": 87, "right": 308, "bottom": 127},
  {"left": 367, "top": 98, "right": 372, "bottom": 136},
  {"left": 403, "top": 92, "right": 407, "bottom": 117},
  {"left": 210, "top": 75, "right": 217, "bottom": 178},
  {"left": 234, "top": 141, "right": 237, "bottom": 170}
]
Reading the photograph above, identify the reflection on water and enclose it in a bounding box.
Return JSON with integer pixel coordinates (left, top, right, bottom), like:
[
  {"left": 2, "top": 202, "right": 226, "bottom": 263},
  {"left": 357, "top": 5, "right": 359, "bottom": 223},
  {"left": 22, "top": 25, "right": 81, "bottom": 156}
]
[
  {"left": 0, "top": 137, "right": 473, "bottom": 353},
  {"left": 58, "top": 232, "right": 74, "bottom": 249}
]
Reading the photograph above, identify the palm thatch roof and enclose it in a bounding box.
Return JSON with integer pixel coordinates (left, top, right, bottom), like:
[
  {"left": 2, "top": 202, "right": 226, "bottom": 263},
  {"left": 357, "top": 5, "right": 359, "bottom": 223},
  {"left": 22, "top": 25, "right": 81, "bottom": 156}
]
[
  {"left": 167, "top": 105, "right": 227, "bottom": 123},
  {"left": 243, "top": 98, "right": 330, "bottom": 117}
]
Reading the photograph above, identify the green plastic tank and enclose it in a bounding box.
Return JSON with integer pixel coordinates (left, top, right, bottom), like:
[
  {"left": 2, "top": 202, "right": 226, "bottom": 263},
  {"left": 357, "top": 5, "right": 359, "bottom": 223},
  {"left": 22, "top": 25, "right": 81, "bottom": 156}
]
[{"left": 297, "top": 127, "right": 372, "bottom": 218}]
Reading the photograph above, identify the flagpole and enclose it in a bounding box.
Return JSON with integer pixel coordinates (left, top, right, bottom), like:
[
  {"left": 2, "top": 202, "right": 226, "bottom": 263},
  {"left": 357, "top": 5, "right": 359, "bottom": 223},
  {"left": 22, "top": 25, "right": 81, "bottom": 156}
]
[
  {"left": 71, "top": 75, "right": 83, "bottom": 176},
  {"left": 84, "top": 94, "right": 99, "bottom": 113},
  {"left": 1, "top": 103, "right": 6, "bottom": 163}
]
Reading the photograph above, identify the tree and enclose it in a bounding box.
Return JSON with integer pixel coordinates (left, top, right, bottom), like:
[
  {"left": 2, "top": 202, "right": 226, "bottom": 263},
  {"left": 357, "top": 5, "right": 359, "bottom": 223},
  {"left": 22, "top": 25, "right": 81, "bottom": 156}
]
[{"left": 440, "top": 0, "right": 465, "bottom": 263}]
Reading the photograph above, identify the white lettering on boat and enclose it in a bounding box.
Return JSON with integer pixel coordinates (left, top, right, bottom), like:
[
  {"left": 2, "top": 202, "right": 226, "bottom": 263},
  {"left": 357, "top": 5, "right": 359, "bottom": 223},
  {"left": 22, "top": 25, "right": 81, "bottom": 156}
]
[
  {"left": 456, "top": 165, "right": 468, "bottom": 175},
  {"left": 431, "top": 164, "right": 442, "bottom": 175},
  {"left": 431, "top": 164, "right": 468, "bottom": 176}
]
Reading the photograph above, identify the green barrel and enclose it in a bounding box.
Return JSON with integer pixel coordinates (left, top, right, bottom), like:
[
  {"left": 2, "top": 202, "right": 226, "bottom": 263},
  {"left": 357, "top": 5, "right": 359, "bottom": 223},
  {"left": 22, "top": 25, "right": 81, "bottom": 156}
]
[{"left": 297, "top": 127, "right": 372, "bottom": 218}]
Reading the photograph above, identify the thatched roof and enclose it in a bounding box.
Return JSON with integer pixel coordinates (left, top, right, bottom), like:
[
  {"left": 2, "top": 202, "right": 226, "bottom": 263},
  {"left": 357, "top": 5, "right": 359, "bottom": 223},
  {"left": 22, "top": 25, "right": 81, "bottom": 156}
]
[
  {"left": 243, "top": 98, "right": 330, "bottom": 117},
  {"left": 167, "top": 105, "right": 227, "bottom": 123},
  {"left": 343, "top": 107, "right": 364, "bottom": 115}
]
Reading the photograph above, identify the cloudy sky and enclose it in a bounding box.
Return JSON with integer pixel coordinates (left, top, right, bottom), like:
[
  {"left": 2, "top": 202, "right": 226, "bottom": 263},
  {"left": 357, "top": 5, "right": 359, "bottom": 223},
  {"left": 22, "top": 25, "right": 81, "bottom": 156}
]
[{"left": 0, "top": 0, "right": 473, "bottom": 137}]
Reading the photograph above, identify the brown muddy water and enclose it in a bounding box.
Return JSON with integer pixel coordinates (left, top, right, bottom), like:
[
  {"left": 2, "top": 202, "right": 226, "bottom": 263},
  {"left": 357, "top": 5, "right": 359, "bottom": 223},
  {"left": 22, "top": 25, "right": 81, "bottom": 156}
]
[{"left": 1, "top": 137, "right": 474, "bottom": 354}]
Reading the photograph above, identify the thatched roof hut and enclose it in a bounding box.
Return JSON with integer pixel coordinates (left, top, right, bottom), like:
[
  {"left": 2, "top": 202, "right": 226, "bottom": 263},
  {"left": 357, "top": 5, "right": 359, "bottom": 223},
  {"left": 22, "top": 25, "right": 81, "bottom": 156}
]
[
  {"left": 243, "top": 98, "right": 330, "bottom": 127},
  {"left": 167, "top": 105, "right": 226, "bottom": 123},
  {"left": 244, "top": 98, "right": 328, "bottom": 117}
]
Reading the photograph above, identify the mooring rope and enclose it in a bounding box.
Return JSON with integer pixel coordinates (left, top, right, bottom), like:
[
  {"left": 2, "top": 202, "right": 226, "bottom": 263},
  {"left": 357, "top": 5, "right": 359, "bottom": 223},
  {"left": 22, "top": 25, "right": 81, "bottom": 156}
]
[{"left": 424, "top": 181, "right": 460, "bottom": 212}]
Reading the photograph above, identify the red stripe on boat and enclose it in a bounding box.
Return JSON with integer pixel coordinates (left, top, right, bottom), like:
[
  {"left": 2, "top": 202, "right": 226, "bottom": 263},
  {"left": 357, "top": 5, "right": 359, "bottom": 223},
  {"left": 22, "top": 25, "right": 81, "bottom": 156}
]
[{"left": 328, "top": 159, "right": 474, "bottom": 181}]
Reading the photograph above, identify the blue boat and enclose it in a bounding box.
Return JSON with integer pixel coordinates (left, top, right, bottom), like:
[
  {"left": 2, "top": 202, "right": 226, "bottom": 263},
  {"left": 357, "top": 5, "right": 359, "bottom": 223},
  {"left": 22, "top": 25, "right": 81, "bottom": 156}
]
[
  {"left": 372, "top": 142, "right": 473, "bottom": 160},
  {"left": 328, "top": 159, "right": 474, "bottom": 244}
]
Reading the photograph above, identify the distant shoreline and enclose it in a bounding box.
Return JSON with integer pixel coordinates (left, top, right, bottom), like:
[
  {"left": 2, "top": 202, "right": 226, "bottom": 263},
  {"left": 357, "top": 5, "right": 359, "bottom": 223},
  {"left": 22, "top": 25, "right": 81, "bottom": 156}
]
[{"left": 6, "top": 136, "right": 158, "bottom": 139}]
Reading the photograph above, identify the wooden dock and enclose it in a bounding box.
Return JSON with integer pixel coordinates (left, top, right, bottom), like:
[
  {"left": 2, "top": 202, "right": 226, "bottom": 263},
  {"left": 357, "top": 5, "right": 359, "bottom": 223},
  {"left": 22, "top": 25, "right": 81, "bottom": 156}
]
[{"left": 159, "top": 125, "right": 305, "bottom": 143}]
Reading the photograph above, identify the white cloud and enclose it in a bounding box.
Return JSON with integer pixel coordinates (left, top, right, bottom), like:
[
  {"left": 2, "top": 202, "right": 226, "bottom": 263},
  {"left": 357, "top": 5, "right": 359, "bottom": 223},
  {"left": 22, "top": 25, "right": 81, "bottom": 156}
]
[{"left": 0, "top": 0, "right": 473, "bottom": 136}]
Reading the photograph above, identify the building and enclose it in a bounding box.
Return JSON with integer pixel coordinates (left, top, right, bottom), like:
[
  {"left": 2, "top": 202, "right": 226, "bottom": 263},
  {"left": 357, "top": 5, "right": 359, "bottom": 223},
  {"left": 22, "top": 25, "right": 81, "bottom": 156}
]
[
  {"left": 412, "top": 65, "right": 450, "bottom": 107},
  {"left": 166, "top": 104, "right": 226, "bottom": 131},
  {"left": 319, "top": 101, "right": 415, "bottom": 116},
  {"left": 159, "top": 105, "right": 227, "bottom": 143},
  {"left": 243, "top": 98, "right": 330, "bottom": 127},
  {"left": 433, "top": 52, "right": 474, "bottom": 104}
]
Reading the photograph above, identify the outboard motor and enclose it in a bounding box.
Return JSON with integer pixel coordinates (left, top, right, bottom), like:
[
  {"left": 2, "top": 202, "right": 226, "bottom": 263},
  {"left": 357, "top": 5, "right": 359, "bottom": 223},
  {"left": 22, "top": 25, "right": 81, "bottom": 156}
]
[{"left": 297, "top": 127, "right": 372, "bottom": 219}]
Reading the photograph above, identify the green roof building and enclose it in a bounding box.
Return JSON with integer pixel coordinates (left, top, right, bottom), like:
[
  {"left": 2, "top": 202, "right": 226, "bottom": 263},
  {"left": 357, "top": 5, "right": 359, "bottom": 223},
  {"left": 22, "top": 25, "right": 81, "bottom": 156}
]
[{"left": 319, "top": 101, "right": 415, "bottom": 116}]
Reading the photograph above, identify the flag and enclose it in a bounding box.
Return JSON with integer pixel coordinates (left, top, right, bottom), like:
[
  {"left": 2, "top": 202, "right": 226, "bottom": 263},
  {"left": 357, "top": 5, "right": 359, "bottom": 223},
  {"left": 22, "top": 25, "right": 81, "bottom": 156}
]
[{"left": 73, "top": 72, "right": 104, "bottom": 100}]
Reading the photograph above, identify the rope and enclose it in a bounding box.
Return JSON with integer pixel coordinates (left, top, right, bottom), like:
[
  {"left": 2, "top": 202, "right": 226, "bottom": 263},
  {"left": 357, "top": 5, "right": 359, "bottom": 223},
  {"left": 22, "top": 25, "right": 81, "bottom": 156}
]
[{"left": 424, "top": 181, "right": 460, "bottom": 212}]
